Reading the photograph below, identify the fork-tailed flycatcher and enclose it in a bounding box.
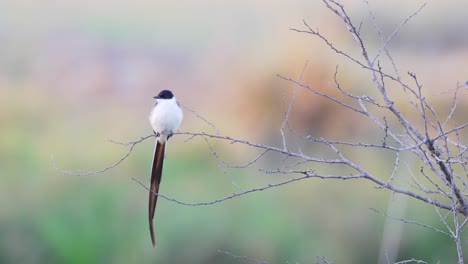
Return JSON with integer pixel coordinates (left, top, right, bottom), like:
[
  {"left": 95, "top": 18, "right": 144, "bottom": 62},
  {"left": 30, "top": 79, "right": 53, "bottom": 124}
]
[{"left": 148, "top": 89, "right": 183, "bottom": 247}]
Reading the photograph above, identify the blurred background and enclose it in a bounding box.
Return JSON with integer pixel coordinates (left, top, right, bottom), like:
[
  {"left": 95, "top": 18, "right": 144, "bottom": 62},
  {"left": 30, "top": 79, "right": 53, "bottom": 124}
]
[{"left": 1, "top": 0, "right": 468, "bottom": 263}]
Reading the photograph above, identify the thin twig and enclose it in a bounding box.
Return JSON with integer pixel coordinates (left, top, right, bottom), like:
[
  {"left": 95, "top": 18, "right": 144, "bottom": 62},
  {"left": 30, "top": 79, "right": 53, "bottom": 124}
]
[
  {"left": 218, "top": 250, "right": 270, "bottom": 264},
  {"left": 132, "top": 174, "right": 313, "bottom": 207},
  {"left": 370, "top": 208, "right": 451, "bottom": 237}
]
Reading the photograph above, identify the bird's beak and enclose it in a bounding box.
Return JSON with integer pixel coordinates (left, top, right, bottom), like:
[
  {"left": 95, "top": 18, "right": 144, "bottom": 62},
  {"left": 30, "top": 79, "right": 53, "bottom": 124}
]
[{"left": 153, "top": 96, "right": 161, "bottom": 99}]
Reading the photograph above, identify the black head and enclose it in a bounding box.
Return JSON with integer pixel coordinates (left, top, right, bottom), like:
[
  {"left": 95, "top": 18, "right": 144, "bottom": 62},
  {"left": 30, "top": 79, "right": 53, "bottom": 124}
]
[{"left": 154, "top": 90, "right": 174, "bottom": 99}]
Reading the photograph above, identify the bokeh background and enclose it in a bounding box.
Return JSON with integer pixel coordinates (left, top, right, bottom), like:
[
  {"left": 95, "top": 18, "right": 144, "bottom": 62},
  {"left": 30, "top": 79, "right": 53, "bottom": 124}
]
[{"left": 1, "top": 1, "right": 468, "bottom": 263}]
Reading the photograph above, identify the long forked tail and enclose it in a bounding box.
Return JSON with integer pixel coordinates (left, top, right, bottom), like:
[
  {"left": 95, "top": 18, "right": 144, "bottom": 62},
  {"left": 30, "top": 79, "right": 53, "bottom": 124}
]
[{"left": 149, "top": 140, "right": 166, "bottom": 247}]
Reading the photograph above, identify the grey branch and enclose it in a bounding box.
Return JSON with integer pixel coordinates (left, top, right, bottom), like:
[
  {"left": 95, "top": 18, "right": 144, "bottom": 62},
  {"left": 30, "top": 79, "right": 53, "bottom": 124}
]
[
  {"left": 131, "top": 173, "right": 313, "bottom": 207},
  {"left": 218, "top": 250, "right": 270, "bottom": 264}
]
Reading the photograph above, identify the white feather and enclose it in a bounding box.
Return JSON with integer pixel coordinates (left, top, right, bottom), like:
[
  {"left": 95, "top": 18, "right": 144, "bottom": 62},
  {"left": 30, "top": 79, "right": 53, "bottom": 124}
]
[{"left": 149, "top": 97, "right": 183, "bottom": 144}]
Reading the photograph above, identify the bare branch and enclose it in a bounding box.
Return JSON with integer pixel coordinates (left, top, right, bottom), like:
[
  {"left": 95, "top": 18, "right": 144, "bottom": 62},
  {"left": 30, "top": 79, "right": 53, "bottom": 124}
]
[
  {"left": 52, "top": 134, "right": 154, "bottom": 176},
  {"left": 370, "top": 208, "right": 451, "bottom": 237},
  {"left": 394, "top": 259, "right": 428, "bottom": 264},
  {"left": 281, "top": 60, "right": 309, "bottom": 151},
  {"left": 218, "top": 250, "right": 270, "bottom": 264},
  {"left": 131, "top": 173, "right": 313, "bottom": 207},
  {"left": 277, "top": 75, "right": 367, "bottom": 115},
  {"left": 371, "top": 3, "right": 428, "bottom": 65}
]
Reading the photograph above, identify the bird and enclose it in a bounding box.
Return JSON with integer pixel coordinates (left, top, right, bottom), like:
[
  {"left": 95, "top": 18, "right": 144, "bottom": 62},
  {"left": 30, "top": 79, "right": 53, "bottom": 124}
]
[{"left": 148, "top": 89, "right": 183, "bottom": 247}]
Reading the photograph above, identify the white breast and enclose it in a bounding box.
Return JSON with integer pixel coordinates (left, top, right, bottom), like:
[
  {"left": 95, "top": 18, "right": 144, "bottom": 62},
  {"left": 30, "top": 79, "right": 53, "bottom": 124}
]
[{"left": 149, "top": 97, "right": 183, "bottom": 143}]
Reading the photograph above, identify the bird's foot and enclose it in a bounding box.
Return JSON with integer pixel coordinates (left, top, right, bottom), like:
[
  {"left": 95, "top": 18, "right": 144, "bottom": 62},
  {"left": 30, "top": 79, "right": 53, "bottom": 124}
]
[{"left": 167, "top": 130, "right": 174, "bottom": 139}]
